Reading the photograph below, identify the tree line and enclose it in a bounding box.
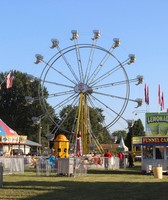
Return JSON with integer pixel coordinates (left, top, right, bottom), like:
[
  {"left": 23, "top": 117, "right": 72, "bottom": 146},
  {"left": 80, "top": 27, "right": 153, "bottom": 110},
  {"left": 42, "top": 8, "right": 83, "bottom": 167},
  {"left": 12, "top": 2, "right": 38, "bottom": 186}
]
[{"left": 0, "top": 71, "right": 145, "bottom": 149}]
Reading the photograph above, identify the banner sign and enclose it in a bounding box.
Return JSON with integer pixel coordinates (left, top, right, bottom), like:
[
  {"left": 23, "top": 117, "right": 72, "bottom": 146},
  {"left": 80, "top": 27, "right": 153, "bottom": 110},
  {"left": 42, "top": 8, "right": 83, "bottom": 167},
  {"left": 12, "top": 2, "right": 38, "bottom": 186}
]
[
  {"left": 0, "top": 135, "right": 27, "bottom": 144},
  {"left": 132, "top": 136, "right": 168, "bottom": 145},
  {"left": 142, "top": 137, "right": 168, "bottom": 144},
  {"left": 132, "top": 137, "right": 142, "bottom": 144},
  {"left": 146, "top": 112, "right": 168, "bottom": 135}
]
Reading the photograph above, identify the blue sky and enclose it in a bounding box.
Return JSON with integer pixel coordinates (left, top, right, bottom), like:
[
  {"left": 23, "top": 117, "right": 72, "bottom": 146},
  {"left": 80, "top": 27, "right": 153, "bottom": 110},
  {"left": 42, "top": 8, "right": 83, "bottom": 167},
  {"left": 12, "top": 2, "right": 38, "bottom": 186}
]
[{"left": 1, "top": 0, "right": 168, "bottom": 132}]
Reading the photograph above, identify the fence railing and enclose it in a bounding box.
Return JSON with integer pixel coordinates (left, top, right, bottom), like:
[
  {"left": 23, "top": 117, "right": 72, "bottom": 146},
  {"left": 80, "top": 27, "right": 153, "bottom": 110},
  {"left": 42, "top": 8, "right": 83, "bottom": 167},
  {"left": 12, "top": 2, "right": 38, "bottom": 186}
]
[
  {"left": 36, "top": 157, "right": 87, "bottom": 177},
  {"left": 35, "top": 156, "right": 120, "bottom": 176},
  {"left": 85, "top": 156, "right": 120, "bottom": 170},
  {"left": 0, "top": 156, "right": 24, "bottom": 175}
]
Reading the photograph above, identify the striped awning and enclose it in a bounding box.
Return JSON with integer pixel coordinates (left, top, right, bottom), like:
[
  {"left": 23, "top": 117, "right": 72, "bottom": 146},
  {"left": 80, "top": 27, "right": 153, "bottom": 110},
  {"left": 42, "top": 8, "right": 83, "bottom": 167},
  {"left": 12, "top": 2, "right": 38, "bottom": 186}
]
[{"left": 0, "top": 119, "right": 18, "bottom": 136}]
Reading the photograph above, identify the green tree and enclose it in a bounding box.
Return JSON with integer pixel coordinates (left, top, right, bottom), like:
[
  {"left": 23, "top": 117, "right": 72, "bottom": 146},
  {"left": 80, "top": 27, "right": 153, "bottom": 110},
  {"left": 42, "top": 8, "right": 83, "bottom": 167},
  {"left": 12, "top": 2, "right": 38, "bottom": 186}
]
[
  {"left": 0, "top": 71, "right": 54, "bottom": 142},
  {"left": 58, "top": 105, "right": 111, "bottom": 144},
  {"left": 125, "top": 119, "right": 145, "bottom": 151}
]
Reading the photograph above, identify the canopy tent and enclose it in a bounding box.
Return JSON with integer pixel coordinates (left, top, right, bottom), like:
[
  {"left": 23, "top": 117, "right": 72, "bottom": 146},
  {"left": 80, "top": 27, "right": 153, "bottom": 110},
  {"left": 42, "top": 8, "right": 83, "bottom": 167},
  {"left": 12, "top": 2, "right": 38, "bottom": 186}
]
[
  {"left": 116, "top": 136, "right": 128, "bottom": 152},
  {"left": 26, "top": 139, "right": 42, "bottom": 147},
  {"left": 0, "top": 119, "right": 18, "bottom": 136},
  {"left": 0, "top": 119, "right": 43, "bottom": 156},
  {"left": 0, "top": 119, "right": 26, "bottom": 144}
]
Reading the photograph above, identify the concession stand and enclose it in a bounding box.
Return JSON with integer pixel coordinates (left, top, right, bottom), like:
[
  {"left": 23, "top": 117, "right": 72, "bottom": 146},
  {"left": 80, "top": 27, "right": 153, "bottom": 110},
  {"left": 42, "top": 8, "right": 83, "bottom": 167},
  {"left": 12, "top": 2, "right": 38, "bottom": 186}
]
[
  {"left": 132, "top": 112, "right": 168, "bottom": 172},
  {"left": 133, "top": 136, "right": 168, "bottom": 172},
  {"left": 0, "top": 119, "right": 27, "bottom": 156}
]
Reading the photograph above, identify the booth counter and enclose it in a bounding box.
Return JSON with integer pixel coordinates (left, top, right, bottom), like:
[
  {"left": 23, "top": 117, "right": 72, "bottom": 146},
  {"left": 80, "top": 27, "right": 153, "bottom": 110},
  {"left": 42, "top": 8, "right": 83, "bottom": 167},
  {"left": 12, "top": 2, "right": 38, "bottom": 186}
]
[{"left": 133, "top": 136, "right": 168, "bottom": 172}]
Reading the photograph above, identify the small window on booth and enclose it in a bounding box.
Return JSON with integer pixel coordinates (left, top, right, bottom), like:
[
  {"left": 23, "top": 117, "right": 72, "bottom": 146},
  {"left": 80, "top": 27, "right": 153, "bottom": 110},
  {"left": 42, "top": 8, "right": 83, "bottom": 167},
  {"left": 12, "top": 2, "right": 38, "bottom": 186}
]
[
  {"left": 155, "top": 147, "right": 163, "bottom": 159},
  {"left": 58, "top": 148, "right": 61, "bottom": 152},
  {"left": 143, "top": 146, "right": 153, "bottom": 159}
]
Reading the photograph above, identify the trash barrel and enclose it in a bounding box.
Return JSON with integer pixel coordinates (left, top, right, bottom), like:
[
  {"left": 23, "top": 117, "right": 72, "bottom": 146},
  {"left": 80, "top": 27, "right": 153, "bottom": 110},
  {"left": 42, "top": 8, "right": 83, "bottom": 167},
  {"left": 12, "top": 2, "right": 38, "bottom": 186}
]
[{"left": 153, "top": 166, "right": 162, "bottom": 179}]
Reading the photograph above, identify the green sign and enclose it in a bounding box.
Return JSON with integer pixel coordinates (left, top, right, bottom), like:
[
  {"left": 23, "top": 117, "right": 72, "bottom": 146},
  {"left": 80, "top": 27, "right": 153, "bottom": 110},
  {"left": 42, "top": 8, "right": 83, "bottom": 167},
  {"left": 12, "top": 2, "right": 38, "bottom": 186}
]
[{"left": 146, "top": 112, "right": 168, "bottom": 135}]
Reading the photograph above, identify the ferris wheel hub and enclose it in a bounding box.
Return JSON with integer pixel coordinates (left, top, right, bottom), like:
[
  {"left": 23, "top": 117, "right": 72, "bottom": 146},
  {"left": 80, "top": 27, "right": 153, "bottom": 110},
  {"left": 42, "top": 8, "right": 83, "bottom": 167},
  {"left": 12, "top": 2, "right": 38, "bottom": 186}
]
[{"left": 74, "top": 83, "right": 92, "bottom": 94}]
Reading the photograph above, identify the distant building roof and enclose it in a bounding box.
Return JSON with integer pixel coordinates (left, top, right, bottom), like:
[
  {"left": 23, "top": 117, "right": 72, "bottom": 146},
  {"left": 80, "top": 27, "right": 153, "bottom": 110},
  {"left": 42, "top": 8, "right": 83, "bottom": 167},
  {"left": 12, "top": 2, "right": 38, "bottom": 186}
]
[
  {"left": 101, "top": 143, "right": 119, "bottom": 150},
  {"left": 26, "top": 140, "right": 42, "bottom": 147}
]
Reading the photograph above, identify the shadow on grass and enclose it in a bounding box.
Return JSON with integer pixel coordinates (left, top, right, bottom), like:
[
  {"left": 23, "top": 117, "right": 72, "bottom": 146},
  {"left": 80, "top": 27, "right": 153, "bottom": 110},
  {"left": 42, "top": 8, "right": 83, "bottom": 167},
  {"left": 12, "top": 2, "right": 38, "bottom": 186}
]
[
  {"left": 2, "top": 165, "right": 167, "bottom": 200},
  {"left": 88, "top": 165, "right": 141, "bottom": 175},
  {"left": 2, "top": 179, "right": 168, "bottom": 200}
]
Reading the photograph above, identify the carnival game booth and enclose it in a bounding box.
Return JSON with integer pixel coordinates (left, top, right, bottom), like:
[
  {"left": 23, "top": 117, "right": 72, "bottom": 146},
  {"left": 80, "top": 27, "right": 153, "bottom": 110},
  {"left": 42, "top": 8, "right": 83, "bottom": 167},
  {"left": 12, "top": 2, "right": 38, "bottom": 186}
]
[
  {"left": 132, "top": 136, "right": 168, "bottom": 172},
  {"left": 0, "top": 119, "right": 27, "bottom": 155},
  {"left": 0, "top": 119, "right": 27, "bottom": 174}
]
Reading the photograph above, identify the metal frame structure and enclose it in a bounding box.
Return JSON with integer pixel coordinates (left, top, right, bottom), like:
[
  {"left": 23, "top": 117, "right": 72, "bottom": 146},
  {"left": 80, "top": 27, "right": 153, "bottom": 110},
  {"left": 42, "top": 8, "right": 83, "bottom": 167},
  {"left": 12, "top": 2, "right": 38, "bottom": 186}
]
[{"left": 26, "top": 30, "right": 143, "bottom": 155}]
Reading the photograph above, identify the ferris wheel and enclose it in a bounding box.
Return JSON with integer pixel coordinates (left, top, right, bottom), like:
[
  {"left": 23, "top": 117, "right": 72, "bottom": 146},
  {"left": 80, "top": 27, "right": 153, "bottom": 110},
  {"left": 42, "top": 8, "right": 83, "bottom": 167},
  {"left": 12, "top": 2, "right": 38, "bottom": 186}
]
[{"left": 28, "top": 30, "right": 143, "bottom": 154}]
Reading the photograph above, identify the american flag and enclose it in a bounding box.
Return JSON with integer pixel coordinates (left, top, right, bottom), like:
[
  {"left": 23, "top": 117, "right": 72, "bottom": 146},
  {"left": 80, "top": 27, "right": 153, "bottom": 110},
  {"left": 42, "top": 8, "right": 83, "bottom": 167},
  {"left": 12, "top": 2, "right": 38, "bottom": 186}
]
[{"left": 6, "top": 70, "right": 14, "bottom": 89}]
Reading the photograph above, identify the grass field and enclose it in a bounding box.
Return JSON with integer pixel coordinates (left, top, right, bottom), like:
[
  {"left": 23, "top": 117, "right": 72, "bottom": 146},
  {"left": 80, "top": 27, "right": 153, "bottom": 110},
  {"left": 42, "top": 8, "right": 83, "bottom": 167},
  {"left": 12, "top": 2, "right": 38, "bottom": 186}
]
[{"left": 1, "top": 163, "right": 168, "bottom": 200}]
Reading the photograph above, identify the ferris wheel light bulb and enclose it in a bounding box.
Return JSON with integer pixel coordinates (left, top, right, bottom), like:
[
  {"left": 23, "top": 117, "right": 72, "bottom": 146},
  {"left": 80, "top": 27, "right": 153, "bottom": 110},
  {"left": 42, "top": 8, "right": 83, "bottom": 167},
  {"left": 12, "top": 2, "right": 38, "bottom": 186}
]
[
  {"left": 34, "top": 54, "right": 43, "bottom": 64},
  {"left": 128, "top": 54, "right": 136, "bottom": 64},
  {"left": 113, "top": 38, "right": 121, "bottom": 48},
  {"left": 32, "top": 116, "right": 41, "bottom": 125},
  {"left": 50, "top": 39, "right": 59, "bottom": 48},
  {"left": 135, "top": 98, "right": 143, "bottom": 108},
  {"left": 136, "top": 75, "right": 144, "bottom": 85},
  {"left": 92, "top": 30, "right": 101, "bottom": 40},
  {"left": 25, "top": 96, "right": 34, "bottom": 104},
  {"left": 71, "top": 30, "right": 79, "bottom": 40},
  {"left": 126, "top": 119, "right": 134, "bottom": 128},
  {"left": 27, "top": 74, "right": 36, "bottom": 83}
]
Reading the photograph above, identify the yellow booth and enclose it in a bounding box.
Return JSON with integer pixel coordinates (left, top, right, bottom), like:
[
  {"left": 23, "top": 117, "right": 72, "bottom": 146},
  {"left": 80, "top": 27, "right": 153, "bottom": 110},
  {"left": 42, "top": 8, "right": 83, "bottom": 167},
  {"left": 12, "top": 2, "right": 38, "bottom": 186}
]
[{"left": 53, "top": 134, "right": 69, "bottom": 158}]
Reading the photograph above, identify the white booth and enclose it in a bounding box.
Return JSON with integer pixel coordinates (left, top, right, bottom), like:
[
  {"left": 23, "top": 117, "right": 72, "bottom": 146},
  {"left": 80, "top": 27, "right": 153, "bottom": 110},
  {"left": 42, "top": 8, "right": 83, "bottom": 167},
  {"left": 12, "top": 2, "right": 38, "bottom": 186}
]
[{"left": 133, "top": 136, "right": 168, "bottom": 172}]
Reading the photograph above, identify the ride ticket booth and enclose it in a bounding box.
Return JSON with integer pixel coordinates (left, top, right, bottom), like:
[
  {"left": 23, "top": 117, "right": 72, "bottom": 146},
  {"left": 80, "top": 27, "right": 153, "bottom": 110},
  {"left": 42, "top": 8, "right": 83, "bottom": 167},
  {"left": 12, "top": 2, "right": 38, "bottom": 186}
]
[{"left": 133, "top": 136, "right": 168, "bottom": 172}]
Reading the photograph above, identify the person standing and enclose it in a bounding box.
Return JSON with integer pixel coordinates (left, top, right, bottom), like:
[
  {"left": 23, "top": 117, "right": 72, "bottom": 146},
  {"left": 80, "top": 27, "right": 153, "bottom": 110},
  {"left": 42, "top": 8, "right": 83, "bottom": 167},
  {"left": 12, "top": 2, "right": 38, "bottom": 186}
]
[
  {"left": 128, "top": 152, "right": 134, "bottom": 167},
  {"left": 119, "top": 152, "right": 124, "bottom": 168},
  {"left": 104, "top": 150, "right": 112, "bottom": 169}
]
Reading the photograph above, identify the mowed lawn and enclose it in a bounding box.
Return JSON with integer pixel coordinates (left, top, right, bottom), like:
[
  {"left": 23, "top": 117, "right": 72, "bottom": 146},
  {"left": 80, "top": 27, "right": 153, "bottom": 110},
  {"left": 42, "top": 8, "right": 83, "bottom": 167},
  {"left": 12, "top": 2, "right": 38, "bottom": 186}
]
[{"left": 1, "top": 163, "right": 168, "bottom": 200}]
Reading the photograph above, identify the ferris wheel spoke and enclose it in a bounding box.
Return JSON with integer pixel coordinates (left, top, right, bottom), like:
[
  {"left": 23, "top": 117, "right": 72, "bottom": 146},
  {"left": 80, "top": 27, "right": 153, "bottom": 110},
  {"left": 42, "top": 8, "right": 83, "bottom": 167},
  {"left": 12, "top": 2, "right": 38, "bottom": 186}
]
[
  {"left": 93, "top": 90, "right": 138, "bottom": 104},
  {"left": 90, "top": 94, "right": 127, "bottom": 128},
  {"left": 54, "top": 103, "right": 78, "bottom": 133},
  {"left": 56, "top": 45, "right": 80, "bottom": 83},
  {"left": 43, "top": 80, "right": 74, "bottom": 89},
  {"left": 87, "top": 96, "right": 108, "bottom": 128},
  {"left": 54, "top": 94, "right": 78, "bottom": 110},
  {"left": 42, "top": 60, "right": 77, "bottom": 85},
  {"left": 90, "top": 58, "right": 129, "bottom": 87},
  {"left": 90, "top": 94, "right": 121, "bottom": 115},
  {"left": 92, "top": 79, "right": 130, "bottom": 90},
  {"left": 93, "top": 91, "right": 128, "bottom": 102},
  {"left": 75, "top": 43, "right": 84, "bottom": 83},
  {"left": 47, "top": 90, "right": 75, "bottom": 98},
  {"left": 39, "top": 90, "right": 75, "bottom": 103},
  {"left": 46, "top": 96, "right": 78, "bottom": 129},
  {"left": 85, "top": 40, "right": 98, "bottom": 84},
  {"left": 71, "top": 32, "right": 84, "bottom": 82},
  {"left": 87, "top": 44, "right": 120, "bottom": 85},
  {"left": 92, "top": 75, "right": 139, "bottom": 89}
]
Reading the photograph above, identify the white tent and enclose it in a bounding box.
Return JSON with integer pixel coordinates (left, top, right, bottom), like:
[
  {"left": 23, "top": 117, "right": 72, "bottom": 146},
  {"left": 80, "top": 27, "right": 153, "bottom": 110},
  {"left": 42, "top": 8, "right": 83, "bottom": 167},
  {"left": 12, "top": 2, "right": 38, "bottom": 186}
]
[
  {"left": 116, "top": 137, "right": 129, "bottom": 168},
  {"left": 116, "top": 136, "right": 128, "bottom": 152}
]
